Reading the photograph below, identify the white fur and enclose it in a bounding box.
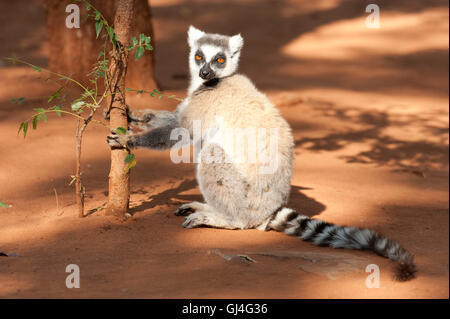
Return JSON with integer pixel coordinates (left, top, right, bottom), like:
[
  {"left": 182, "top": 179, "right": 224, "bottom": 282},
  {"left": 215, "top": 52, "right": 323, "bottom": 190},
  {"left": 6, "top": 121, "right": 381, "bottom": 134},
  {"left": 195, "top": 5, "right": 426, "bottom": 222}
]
[
  {"left": 187, "top": 26, "right": 244, "bottom": 94},
  {"left": 179, "top": 73, "right": 295, "bottom": 229},
  {"left": 229, "top": 34, "right": 244, "bottom": 53},
  {"left": 201, "top": 45, "right": 221, "bottom": 62},
  {"left": 188, "top": 25, "right": 205, "bottom": 47}
]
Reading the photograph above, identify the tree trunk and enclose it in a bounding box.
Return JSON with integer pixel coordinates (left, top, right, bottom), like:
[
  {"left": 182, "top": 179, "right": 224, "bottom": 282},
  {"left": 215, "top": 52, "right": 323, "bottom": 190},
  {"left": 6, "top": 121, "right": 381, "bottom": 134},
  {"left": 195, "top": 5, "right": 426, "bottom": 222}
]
[
  {"left": 105, "top": 0, "right": 135, "bottom": 219},
  {"left": 44, "top": 0, "right": 156, "bottom": 89},
  {"left": 127, "top": 0, "right": 158, "bottom": 91}
]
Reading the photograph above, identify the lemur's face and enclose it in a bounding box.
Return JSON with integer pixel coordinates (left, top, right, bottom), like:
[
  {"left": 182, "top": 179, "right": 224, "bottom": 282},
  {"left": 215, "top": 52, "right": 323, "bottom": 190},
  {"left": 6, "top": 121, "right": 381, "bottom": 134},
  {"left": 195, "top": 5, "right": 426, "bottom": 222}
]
[{"left": 188, "top": 26, "right": 243, "bottom": 82}]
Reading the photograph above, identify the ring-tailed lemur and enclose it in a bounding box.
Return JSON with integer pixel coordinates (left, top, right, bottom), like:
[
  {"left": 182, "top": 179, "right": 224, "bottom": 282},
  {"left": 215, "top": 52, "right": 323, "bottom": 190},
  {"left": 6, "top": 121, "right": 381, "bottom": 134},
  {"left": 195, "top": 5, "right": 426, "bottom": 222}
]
[{"left": 107, "top": 26, "right": 416, "bottom": 281}]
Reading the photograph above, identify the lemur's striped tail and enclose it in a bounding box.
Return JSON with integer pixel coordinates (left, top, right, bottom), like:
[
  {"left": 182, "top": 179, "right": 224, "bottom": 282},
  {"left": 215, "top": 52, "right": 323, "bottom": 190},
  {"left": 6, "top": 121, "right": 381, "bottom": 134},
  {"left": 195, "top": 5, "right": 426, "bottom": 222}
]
[{"left": 268, "top": 208, "right": 416, "bottom": 281}]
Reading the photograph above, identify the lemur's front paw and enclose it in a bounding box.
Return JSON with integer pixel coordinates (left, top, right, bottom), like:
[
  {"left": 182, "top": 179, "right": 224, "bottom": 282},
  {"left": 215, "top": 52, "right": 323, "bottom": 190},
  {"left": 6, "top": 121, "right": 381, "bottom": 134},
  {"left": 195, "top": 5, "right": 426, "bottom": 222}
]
[
  {"left": 107, "top": 132, "right": 131, "bottom": 149},
  {"left": 128, "top": 110, "right": 155, "bottom": 125}
]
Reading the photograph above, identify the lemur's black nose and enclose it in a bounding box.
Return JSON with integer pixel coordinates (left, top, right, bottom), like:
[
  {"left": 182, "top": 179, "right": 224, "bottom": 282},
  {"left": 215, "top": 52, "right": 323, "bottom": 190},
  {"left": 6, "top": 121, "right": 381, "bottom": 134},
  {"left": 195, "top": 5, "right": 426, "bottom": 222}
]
[{"left": 199, "top": 65, "right": 214, "bottom": 80}]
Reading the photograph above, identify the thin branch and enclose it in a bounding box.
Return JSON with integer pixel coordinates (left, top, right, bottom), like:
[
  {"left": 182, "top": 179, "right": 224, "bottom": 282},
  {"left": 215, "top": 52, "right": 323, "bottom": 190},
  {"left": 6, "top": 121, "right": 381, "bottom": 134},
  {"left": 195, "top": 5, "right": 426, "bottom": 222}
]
[{"left": 3, "top": 57, "right": 98, "bottom": 105}]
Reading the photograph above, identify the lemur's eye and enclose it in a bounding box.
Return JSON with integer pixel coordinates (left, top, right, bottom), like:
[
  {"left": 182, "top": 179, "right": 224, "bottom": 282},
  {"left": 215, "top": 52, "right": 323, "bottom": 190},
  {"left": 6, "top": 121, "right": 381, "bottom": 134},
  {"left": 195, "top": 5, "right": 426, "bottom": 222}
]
[
  {"left": 195, "top": 55, "right": 203, "bottom": 61},
  {"left": 217, "top": 58, "right": 225, "bottom": 63}
]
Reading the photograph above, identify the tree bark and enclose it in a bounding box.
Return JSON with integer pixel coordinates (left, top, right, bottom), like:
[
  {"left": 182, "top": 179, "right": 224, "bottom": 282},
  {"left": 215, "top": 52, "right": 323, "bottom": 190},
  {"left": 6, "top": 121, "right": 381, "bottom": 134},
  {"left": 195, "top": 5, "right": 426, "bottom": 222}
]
[
  {"left": 105, "top": 0, "right": 135, "bottom": 219},
  {"left": 127, "top": 0, "right": 158, "bottom": 90},
  {"left": 44, "top": 0, "right": 156, "bottom": 89}
]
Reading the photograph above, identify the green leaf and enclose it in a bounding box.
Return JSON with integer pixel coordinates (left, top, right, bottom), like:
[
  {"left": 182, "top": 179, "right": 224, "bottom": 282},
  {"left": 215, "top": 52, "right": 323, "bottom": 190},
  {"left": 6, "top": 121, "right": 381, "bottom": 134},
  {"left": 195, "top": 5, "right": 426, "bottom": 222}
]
[
  {"left": 18, "top": 122, "right": 24, "bottom": 135},
  {"left": 106, "top": 26, "right": 115, "bottom": 43},
  {"left": 54, "top": 105, "right": 62, "bottom": 117},
  {"left": 48, "top": 87, "right": 63, "bottom": 103},
  {"left": 115, "top": 127, "right": 127, "bottom": 135},
  {"left": 34, "top": 108, "right": 47, "bottom": 122},
  {"left": 0, "top": 201, "right": 8, "bottom": 208},
  {"left": 12, "top": 97, "right": 25, "bottom": 104},
  {"left": 39, "top": 113, "right": 47, "bottom": 122},
  {"left": 71, "top": 101, "right": 85, "bottom": 111},
  {"left": 32, "top": 66, "right": 42, "bottom": 73},
  {"left": 34, "top": 107, "right": 45, "bottom": 113},
  {"left": 95, "top": 20, "right": 103, "bottom": 38},
  {"left": 135, "top": 46, "right": 145, "bottom": 61},
  {"left": 125, "top": 159, "right": 137, "bottom": 173},
  {"left": 98, "top": 61, "right": 108, "bottom": 71},
  {"left": 81, "top": 90, "right": 95, "bottom": 99},
  {"left": 23, "top": 122, "right": 28, "bottom": 138},
  {"left": 125, "top": 153, "right": 135, "bottom": 163},
  {"left": 32, "top": 115, "right": 38, "bottom": 129}
]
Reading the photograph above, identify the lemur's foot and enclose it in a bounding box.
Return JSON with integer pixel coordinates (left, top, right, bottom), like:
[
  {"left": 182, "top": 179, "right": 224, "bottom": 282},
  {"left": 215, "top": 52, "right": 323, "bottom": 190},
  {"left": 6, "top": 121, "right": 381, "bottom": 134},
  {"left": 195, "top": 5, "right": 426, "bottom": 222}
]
[
  {"left": 174, "top": 206, "right": 194, "bottom": 216},
  {"left": 182, "top": 212, "right": 210, "bottom": 228},
  {"left": 177, "top": 202, "right": 240, "bottom": 229},
  {"left": 106, "top": 132, "right": 131, "bottom": 149},
  {"left": 174, "top": 201, "right": 207, "bottom": 216}
]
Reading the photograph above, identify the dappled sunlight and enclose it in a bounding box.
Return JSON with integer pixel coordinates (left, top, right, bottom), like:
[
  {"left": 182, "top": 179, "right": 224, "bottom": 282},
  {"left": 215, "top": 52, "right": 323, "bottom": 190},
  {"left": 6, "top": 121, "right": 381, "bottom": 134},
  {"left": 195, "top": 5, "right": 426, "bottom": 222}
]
[
  {"left": 0, "top": 0, "right": 448, "bottom": 298},
  {"left": 1, "top": 198, "right": 447, "bottom": 298},
  {"left": 282, "top": 8, "right": 448, "bottom": 60}
]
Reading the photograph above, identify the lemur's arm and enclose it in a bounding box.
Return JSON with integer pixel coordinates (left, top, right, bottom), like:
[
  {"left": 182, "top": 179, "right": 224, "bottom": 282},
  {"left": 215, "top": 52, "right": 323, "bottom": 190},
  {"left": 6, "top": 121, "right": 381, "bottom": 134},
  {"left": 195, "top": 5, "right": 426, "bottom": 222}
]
[{"left": 107, "top": 109, "right": 180, "bottom": 150}]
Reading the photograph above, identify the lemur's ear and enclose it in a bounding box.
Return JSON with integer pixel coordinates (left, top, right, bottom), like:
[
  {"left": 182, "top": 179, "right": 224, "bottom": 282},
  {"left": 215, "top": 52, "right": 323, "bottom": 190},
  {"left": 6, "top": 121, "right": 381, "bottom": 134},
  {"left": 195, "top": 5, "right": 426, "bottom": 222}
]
[
  {"left": 229, "top": 34, "right": 244, "bottom": 54},
  {"left": 188, "top": 26, "right": 205, "bottom": 47}
]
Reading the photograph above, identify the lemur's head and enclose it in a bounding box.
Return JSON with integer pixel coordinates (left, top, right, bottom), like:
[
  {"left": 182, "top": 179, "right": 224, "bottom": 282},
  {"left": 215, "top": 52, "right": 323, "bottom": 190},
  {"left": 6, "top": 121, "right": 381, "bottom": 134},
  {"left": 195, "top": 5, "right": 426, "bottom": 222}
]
[{"left": 187, "top": 26, "right": 243, "bottom": 82}]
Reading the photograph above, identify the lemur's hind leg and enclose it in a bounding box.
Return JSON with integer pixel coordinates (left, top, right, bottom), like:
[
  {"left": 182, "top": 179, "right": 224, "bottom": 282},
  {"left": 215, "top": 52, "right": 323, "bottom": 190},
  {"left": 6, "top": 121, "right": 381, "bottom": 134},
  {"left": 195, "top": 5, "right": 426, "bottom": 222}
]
[
  {"left": 176, "top": 202, "right": 241, "bottom": 229},
  {"left": 174, "top": 201, "right": 208, "bottom": 216}
]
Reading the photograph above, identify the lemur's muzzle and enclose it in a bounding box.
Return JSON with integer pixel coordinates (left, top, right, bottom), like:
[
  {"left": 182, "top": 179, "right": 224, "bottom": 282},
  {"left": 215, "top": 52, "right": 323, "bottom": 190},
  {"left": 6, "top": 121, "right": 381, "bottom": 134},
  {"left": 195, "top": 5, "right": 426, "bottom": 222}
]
[{"left": 199, "top": 64, "right": 215, "bottom": 80}]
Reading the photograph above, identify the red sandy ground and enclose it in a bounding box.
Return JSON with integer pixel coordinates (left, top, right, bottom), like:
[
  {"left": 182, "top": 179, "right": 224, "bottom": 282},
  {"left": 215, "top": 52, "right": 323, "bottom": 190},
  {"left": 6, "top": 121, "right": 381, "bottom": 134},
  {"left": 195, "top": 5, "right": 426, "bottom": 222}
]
[{"left": 0, "top": 0, "right": 448, "bottom": 298}]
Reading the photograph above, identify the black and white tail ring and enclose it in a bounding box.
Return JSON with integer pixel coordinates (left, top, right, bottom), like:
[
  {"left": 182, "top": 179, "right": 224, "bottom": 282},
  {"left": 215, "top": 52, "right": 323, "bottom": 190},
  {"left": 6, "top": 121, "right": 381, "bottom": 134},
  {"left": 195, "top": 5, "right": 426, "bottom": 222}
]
[{"left": 267, "top": 208, "right": 416, "bottom": 281}]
